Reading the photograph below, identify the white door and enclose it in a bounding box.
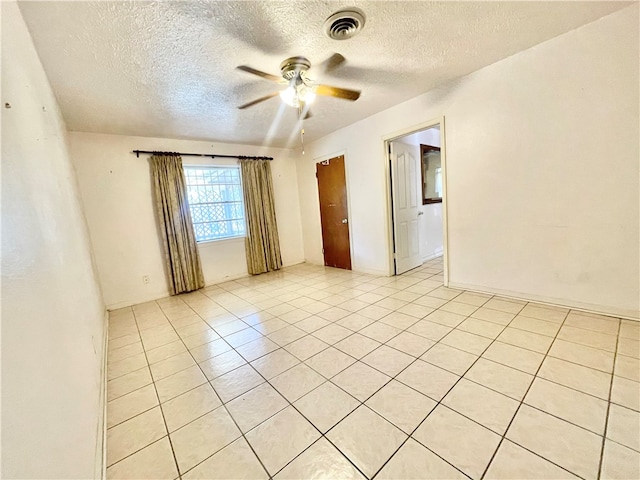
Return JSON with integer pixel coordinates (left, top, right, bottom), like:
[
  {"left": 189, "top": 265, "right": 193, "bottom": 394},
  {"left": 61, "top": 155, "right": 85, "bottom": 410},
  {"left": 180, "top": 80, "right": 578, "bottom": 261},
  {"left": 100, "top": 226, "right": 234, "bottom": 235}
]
[{"left": 390, "top": 141, "right": 422, "bottom": 274}]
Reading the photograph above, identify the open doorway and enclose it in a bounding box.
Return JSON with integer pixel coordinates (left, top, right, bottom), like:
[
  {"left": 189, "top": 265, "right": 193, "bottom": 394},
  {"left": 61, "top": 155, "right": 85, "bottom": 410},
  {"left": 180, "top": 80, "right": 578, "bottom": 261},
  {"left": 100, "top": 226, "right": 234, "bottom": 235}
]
[{"left": 385, "top": 120, "right": 447, "bottom": 279}]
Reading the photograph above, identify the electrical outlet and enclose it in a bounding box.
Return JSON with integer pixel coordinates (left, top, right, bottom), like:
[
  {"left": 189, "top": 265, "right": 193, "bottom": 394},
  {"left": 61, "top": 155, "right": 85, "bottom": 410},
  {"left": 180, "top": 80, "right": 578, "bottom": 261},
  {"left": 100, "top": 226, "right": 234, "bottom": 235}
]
[{"left": 142, "top": 275, "right": 150, "bottom": 285}]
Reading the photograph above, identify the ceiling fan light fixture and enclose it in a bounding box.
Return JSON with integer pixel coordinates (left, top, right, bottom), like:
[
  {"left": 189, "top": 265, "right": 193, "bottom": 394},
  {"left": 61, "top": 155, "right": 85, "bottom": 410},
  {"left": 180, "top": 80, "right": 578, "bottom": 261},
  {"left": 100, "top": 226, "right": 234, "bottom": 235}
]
[
  {"left": 279, "top": 86, "right": 297, "bottom": 107},
  {"left": 324, "top": 8, "right": 366, "bottom": 40},
  {"left": 279, "top": 84, "right": 316, "bottom": 108},
  {"left": 298, "top": 85, "right": 316, "bottom": 105},
  {"left": 238, "top": 55, "right": 360, "bottom": 112}
]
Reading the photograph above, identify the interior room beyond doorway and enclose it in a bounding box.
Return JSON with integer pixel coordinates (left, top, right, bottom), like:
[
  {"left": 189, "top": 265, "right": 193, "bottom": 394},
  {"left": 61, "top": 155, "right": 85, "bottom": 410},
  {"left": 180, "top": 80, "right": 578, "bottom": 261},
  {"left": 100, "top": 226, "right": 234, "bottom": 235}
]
[{"left": 388, "top": 124, "right": 444, "bottom": 276}]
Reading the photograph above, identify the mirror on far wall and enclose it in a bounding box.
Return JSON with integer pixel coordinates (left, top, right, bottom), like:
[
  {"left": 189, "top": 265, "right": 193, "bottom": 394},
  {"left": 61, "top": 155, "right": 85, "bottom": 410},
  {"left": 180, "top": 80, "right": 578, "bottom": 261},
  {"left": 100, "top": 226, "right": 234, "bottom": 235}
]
[{"left": 420, "top": 144, "right": 442, "bottom": 204}]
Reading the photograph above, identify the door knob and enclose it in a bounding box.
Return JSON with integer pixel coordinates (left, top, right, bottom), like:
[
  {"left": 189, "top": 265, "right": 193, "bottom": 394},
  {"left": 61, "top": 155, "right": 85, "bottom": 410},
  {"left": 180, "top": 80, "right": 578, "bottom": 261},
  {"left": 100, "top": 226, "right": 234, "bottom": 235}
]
[{"left": 342, "top": 218, "right": 348, "bottom": 224}]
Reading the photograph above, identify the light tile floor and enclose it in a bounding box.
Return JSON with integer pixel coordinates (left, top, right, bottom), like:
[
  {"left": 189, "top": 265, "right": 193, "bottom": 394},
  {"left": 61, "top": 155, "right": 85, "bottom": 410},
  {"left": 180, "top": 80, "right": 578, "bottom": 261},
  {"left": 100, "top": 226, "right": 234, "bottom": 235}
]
[{"left": 106, "top": 258, "right": 640, "bottom": 479}]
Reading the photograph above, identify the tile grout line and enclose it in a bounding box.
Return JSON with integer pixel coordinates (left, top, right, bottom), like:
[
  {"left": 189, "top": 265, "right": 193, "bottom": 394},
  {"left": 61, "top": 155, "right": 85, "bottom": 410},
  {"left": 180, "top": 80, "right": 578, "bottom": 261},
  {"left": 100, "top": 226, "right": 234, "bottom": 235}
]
[
  {"left": 112, "top": 262, "right": 439, "bottom": 320},
  {"left": 115, "top": 305, "right": 264, "bottom": 469},
  {"left": 183, "top": 263, "right": 449, "bottom": 479},
  {"left": 196, "top": 269, "right": 379, "bottom": 478},
  {"left": 125, "top": 322, "right": 338, "bottom": 427},
  {"left": 152, "top": 301, "right": 274, "bottom": 480},
  {"left": 106, "top": 358, "right": 149, "bottom": 382},
  {"left": 107, "top": 288, "right": 521, "bottom": 474},
  {"left": 243, "top": 360, "right": 368, "bottom": 479},
  {"left": 106, "top": 340, "right": 145, "bottom": 362},
  {"left": 109, "top": 305, "right": 182, "bottom": 477},
  {"left": 214, "top": 265, "right": 445, "bottom": 335},
  {"left": 229, "top": 264, "right": 450, "bottom": 477},
  {"left": 372, "top": 296, "right": 624, "bottom": 474},
  {"left": 134, "top": 296, "right": 560, "bottom": 406},
  {"left": 478, "top": 308, "right": 583, "bottom": 480},
  {"left": 109, "top": 261, "right": 632, "bottom": 479},
  {"left": 368, "top": 293, "right": 524, "bottom": 480},
  {"left": 179, "top": 271, "right": 483, "bottom": 479},
  {"left": 106, "top": 365, "right": 154, "bottom": 402},
  {"left": 369, "top": 290, "right": 608, "bottom": 475},
  {"left": 596, "top": 320, "right": 622, "bottom": 479}
]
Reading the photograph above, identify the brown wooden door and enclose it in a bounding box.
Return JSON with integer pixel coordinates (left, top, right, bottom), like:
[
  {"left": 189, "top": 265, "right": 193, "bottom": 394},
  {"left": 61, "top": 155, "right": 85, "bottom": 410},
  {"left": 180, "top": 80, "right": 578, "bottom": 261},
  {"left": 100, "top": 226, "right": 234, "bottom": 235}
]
[{"left": 316, "top": 155, "right": 352, "bottom": 270}]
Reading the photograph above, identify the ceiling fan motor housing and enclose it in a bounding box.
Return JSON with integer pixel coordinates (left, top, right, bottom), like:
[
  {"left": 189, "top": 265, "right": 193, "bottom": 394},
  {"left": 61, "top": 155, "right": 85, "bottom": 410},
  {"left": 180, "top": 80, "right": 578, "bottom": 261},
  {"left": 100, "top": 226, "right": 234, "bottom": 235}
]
[{"left": 280, "top": 56, "right": 312, "bottom": 80}]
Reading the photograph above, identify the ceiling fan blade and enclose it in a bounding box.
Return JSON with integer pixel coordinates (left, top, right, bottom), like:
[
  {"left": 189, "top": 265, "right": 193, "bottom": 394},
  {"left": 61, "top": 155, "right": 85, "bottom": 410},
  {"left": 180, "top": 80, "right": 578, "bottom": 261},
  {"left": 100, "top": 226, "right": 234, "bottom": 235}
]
[
  {"left": 238, "top": 92, "right": 280, "bottom": 109},
  {"left": 315, "top": 84, "right": 361, "bottom": 101},
  {"left": 236, "top": 65, "right": 282, "bottom": 83},
  {"left": 320, "top": 53, "right": 347, "bottom": 73}
]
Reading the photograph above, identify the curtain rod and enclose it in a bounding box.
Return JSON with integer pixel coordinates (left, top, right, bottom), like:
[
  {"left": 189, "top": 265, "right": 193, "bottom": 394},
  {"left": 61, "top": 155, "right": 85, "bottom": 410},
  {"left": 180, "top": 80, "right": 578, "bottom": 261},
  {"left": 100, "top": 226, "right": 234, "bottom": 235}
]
[{"left": 132, "top": 150, "right": 273, "bottom": 161}]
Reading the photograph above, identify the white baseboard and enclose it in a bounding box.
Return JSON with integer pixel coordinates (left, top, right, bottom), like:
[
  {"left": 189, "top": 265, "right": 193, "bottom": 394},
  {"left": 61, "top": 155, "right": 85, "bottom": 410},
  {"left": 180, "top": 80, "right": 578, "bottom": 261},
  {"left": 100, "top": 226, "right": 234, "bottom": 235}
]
[
  {"left": 106, "top": 260, "right": 308, "bottom": 310},
  {"left": 204, "top": 272, "right": 251, "bottom": 287},
  {"left": 448, "top": 281, "right": 640, "bottom": 321},
  {"left": 283, "top": 258, "right": 306, "bottom": 268},
  {"left": 107, "top": 290, "right": 171, "bottom": 311},
  {"left": 303, "top": 256, "right": 325, "bottom": 266},
  {"left": 95, "top": 310, "right": 109, "bottom": 479},
  {"left": 301, "top": 257, "right": 388, "bottom": 276},
  {"left": 422, "top": 251, "right": 443, "bottom": 263},
  {"left": 353, "top": 265, "right": 391, "bottom": 276}
]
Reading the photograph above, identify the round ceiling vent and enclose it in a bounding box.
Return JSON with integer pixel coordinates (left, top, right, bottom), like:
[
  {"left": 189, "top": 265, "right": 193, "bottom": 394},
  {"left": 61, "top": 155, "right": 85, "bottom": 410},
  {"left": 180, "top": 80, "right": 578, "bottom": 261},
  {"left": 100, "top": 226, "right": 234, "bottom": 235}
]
[{"left": 323, "top": 8, "right": 365, "bottom": 40}]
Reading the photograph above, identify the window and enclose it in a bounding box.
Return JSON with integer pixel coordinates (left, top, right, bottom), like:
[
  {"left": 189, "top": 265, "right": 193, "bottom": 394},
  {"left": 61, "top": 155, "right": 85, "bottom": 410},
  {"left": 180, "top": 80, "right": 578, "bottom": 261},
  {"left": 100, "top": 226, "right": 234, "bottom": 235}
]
[{"left": 183, "top": 166, "right": 246, "bottom": 242}]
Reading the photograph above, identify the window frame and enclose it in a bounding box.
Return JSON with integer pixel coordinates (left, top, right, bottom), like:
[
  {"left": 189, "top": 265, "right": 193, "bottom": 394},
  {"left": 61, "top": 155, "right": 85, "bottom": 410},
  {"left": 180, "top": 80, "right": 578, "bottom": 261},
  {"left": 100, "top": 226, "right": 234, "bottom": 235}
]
[
  {"left": 183, "top": 164, "right": 247, "bottom": 244},
  {"left": 420, "top": 144, "right": 443, "bottom": 205}
]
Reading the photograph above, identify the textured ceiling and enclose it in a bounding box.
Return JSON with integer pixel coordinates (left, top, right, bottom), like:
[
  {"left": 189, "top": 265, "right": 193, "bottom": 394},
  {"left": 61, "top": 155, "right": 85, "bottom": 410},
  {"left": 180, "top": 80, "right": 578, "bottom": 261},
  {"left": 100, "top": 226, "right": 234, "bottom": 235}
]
[{"left": 18, "top": 1, "right": 629, "bottom": 148}]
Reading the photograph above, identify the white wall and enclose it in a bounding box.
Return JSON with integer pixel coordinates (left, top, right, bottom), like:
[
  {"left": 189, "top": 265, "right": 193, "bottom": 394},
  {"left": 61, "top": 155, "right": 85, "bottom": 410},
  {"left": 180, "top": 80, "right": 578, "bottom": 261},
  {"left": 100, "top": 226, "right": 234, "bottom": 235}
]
[
  {"left": 69, "top": 132, "right": 305, "bottom": 309},
  {"left": 1, "top": 3, "right": 106, "bottom": 478},
  {"left": 401, "top": 127, "right": 441, "bottom": 149},
  {"left": 297, "top": 5, "right": 639, "bottom": 318},
  {"left": 419, "top": 202, "right": 443, "bottom": 261}
]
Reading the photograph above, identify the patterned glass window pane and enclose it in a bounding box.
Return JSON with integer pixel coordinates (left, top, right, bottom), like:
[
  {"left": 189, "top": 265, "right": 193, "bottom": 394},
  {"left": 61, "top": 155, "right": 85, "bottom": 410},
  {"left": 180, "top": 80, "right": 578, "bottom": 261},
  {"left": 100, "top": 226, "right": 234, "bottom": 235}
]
[{"left": 183, "top": 166, "right": 246, "bottom": 242}]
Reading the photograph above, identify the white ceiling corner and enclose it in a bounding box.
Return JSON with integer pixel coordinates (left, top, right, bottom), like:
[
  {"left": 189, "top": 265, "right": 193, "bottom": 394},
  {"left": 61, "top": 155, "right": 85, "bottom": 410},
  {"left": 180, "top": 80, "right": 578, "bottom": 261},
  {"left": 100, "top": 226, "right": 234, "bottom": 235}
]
[{"left": 17, "top": 1, "right": 630, "bottom": 148}]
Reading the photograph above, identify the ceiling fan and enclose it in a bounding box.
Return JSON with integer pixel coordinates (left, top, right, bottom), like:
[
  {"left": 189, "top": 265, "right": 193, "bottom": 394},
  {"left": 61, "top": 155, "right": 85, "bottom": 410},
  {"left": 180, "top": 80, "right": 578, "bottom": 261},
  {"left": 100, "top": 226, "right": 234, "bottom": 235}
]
[{"left": 236, "top": 54, "right": 361, "bottom": 118}]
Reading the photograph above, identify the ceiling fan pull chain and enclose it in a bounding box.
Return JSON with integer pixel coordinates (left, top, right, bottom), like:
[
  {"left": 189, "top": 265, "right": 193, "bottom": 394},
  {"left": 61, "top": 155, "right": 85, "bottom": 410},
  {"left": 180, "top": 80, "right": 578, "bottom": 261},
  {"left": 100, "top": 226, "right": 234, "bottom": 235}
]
[{"left": 301, "top": 128, "right": 305, "bottom": 155}]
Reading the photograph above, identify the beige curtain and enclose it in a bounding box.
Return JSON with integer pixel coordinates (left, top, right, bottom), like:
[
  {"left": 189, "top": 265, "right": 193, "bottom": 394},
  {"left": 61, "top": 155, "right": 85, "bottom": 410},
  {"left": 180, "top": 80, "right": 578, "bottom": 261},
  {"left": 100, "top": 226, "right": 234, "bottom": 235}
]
[
  {"left": 240, "top": 159, "right": 283, "bottom": 275},
  {"left": 150, "top": 154, "right": 204, "bottom": 295}
]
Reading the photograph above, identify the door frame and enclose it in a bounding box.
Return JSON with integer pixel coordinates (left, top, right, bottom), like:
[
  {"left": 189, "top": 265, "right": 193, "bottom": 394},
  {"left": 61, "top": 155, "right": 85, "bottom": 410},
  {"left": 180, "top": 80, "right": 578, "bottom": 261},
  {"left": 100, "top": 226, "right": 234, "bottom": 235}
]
[
  {"left": 382, "top": 117, "right": 449, "bottom": 285},
  {"left": 314, "top": 150, "right": 354, "bottom": 269}
]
